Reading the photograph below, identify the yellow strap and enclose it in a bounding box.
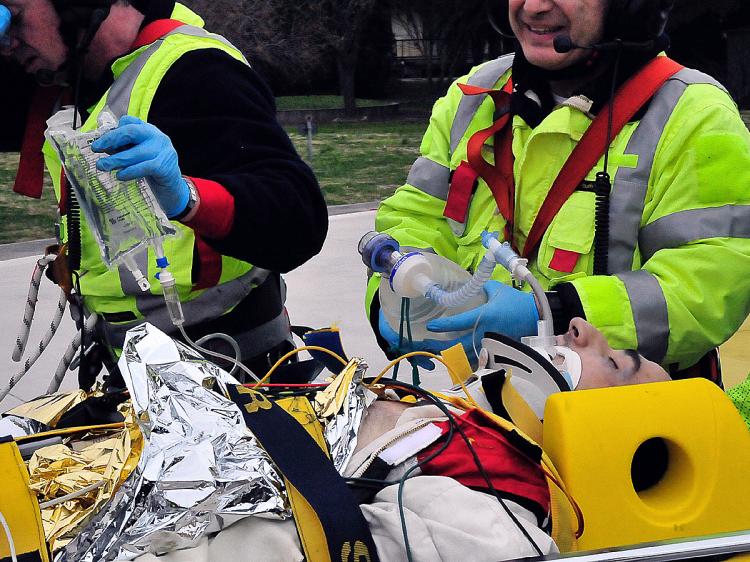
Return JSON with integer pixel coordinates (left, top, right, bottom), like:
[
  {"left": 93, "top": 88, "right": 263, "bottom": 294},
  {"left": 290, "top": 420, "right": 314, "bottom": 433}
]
[
  {"left": 500, "top": 374, "right": 544, "bottom": 445},
  {"left": 0, "top": 442, "right": 50, "bottom": 561},
  {"left": 275, "top": 397, "right": 332, "bottom": 562},
  {"left": 440, "top": 343, "right": 474, "bottom": 385}
]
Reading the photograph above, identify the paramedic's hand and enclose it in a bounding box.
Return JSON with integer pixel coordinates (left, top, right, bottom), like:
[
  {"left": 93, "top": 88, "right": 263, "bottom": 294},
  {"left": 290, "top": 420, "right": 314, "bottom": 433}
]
[
  {"left": 378, "top": 310, "right": 438, "bottom": 371},
  {"left": 427, "top": 280, "right": 538, "bottom": 349},
  {"left": 0, "top": 6, "right": 11, "bottom": 39},
  {"left": 92, "top": 116, "right": 190, "bottom": 218}
]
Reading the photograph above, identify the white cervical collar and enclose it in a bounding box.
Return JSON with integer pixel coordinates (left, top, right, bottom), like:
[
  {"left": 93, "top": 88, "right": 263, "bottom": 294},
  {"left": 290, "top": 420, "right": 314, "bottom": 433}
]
[{"left": 530, "top": 345, "right": 582, "bottom": 390}]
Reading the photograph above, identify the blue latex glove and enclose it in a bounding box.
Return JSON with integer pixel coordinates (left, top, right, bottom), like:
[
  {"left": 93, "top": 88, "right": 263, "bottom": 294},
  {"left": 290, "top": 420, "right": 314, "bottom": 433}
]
[
  {"left": 0, "top": 6, "right": 11, "bottom": 40},
  {"left": 378, "top": 309, "right": 440, "bottom": 371},
  {"left": 426, "top": 280, "right": 539, "bottom": 355},
  {"left": 92, "top": 116, "right": 190, "bottom": 218}
]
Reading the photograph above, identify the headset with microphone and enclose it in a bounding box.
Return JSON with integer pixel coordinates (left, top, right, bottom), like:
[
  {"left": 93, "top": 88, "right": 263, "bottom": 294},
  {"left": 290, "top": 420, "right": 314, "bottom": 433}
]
[{"left": 489, "top": 0, "right": 674, "bottom": 54}]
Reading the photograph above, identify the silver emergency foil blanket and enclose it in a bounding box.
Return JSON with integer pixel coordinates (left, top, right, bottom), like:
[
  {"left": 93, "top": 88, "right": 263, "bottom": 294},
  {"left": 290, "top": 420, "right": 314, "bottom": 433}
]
[
  {"left": 57, "top": 323, "right": 289, "bottom": 562},
  {"left": 315, "top": 359, "right": 377, "bottom": 474},
  {"left": 0, "top": 414, "right": 48, "bottom": 438}
]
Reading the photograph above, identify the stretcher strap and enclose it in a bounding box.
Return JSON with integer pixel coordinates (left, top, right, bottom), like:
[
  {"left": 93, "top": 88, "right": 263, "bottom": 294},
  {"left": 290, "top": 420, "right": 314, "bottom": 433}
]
[{"left": 227, "top": 386, "right": 380, "bottom": 562}]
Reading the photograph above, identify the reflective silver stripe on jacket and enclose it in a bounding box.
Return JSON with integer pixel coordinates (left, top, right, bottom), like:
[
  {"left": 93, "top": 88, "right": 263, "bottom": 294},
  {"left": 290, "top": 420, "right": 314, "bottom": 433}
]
[
  {"left": 615, "top": 270, "right": 669, "bottom": 363},
  {"left": 450, "top": 54, "right": 515, "bottom": 154},
  {"left": 106, "top": 24, "right": 244, "bottom": 118},
  {"left": 607, "top": 68, "right": 727, "bottom": 272},
  {"left": 100, "top": 267, "right": 274, "bottom": 349},
  {"left": 639, "top": 205, "right": 750, "bottom": 261},
  {"left": 608, "top": 68, "right": 727, "bottom": 362},
  {"left": 405, "top": 157, "right": 451, "bottom": 200}
]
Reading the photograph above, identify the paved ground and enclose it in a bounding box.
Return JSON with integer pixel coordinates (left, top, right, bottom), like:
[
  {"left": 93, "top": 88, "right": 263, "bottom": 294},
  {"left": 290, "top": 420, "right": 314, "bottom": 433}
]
[
  {"left": 0, "top": 209, "right": 454, "bottom": 412},
  {"left": 1, "top": 206, "right": 746, "bottom": 413}
]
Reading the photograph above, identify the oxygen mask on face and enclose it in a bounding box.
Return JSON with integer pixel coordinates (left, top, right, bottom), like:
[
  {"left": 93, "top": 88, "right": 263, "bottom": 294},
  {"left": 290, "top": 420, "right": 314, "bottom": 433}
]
[{"left": 45, "top": 107, "right": 176, "bottom": 291}]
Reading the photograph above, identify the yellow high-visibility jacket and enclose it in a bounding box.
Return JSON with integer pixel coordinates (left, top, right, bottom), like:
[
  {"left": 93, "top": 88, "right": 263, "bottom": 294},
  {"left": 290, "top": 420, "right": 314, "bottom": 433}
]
[{"left": 367, "top": 54, "right": 750, "bottom": 370}]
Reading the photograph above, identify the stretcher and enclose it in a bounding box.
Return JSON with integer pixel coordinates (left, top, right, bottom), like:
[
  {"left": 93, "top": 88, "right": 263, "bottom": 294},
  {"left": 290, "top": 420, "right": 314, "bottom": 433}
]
[{"left": 2, "top": 335, "right": 750, "bottom": 562}]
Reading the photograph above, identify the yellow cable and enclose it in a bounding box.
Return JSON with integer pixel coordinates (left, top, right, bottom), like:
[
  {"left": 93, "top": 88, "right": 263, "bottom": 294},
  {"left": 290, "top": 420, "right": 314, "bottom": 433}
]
[
  {"left": 368, "top": 351, "right": 479, "bottom": 408},
  {"left": 14, "top": 422, "right": 126, "bottom": 443},
  {"left": 253, "top": 345, "right": 348, "bottom": 387}
]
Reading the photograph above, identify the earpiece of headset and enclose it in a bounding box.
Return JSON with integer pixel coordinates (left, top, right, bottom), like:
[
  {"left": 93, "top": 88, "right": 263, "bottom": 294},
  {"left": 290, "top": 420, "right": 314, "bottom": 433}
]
[
  {"left": 486, "top": 0, "right": 515, "bottom": 40},
  {"left": 51, "top": 0, "right": 115, "bottom": 30}
]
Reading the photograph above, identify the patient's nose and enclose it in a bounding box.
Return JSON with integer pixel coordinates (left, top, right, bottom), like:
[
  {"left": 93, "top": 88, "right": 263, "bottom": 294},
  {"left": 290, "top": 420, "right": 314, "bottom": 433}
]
[{"left": 568, "top": 317, "right": 598, "bottom": 348}]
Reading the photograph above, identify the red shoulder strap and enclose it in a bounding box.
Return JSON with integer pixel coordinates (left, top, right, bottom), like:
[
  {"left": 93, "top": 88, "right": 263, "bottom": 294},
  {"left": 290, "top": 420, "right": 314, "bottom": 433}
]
[
  {"left": 522, "top": 56, "right": 684, "bottom": 258},
  {"left": 444, "top": 79, "right": 514, "bottom": 241},
  {"left": 131, "top": 19, "right": 185, "bottom": 50},
  {"left": 13, "top": 86, "right": 67, "bottom": 198}
]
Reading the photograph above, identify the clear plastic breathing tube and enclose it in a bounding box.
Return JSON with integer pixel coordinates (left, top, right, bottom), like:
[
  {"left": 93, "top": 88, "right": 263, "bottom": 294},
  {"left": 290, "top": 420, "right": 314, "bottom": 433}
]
[
  {"left": 424, "top": 252, "right": 496, "bottom": 307},
  {"left": 479, "top": 232, "right": 556, "bottom": 353}
]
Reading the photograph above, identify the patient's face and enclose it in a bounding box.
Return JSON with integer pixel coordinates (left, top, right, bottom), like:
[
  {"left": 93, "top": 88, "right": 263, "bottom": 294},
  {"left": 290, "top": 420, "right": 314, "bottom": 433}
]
[{"left": 558, "top": 318, "right": 670, "bottom": 390}]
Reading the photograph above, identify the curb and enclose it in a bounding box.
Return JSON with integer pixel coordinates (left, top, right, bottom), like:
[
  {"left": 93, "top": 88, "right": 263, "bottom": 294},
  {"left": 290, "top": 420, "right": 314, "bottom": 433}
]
[{"left": 0, "top": 202, "right": 380, "bottom": 261}]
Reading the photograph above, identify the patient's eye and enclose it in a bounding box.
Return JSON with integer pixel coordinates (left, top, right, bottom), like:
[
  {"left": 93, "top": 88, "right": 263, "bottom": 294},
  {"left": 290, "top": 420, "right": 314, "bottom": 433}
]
[{"left": 609, "top": 357, "right": 618, "bottom": 370}]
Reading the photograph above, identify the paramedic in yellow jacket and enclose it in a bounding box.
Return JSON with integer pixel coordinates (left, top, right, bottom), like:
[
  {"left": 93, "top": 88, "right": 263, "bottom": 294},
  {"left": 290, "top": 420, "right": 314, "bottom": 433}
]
[
  {"left": 0, "top": 0, "right": 327, "bottom": 384},
  {"left": 367, "top": 0, "right": 750, "bottom": 378}
]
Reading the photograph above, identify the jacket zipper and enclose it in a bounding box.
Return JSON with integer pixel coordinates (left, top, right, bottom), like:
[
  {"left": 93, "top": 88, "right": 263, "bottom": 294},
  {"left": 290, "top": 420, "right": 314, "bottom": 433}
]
[{"left": 351, "top": 419, "right": 442, "bottom": 478}]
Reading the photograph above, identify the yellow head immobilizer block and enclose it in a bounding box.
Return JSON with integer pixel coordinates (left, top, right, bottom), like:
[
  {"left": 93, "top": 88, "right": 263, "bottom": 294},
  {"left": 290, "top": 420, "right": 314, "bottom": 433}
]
[{"left": 543, "top": 378, "right": 750, "bottom": 551}]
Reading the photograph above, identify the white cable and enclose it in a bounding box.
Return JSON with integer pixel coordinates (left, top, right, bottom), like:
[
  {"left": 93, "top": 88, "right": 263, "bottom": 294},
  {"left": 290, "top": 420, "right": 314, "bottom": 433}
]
[
  {"left": 0, "top": 512, "right": 18, "bottom": 562},
  {"left": 13, "top": 254, "right": 57, "bottom": 362},
  {"left": 178, "top": 325, "right": 260, "bottom": 383},
  {"left": 38, "top": 480, "right": 107, "bottom": 510},
  {"left": 48, "top": 313, "right": 99, "bottom": 394}
]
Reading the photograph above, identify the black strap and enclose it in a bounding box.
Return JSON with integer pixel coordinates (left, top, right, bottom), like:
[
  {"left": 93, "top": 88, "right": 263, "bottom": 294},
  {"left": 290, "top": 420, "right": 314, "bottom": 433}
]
[{"left": 227, "top": 385, "right": 380, "bottom": 562}]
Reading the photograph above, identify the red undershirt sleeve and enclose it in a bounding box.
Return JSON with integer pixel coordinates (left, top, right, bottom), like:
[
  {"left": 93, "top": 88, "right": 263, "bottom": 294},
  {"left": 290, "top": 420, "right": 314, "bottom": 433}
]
[{"left": 181, "top": 176, "right": 235, "bottom": 240}]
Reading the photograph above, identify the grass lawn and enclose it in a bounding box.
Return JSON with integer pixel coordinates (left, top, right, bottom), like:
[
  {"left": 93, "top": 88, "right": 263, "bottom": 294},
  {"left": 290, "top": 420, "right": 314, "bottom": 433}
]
[
  {"left": 276, "top": 96, "right": 385, "bottom": 110},
  {"left": 0, "top": 153, "right": 58, "bottom": 244},
  {"left": 6, "top": 111, "right": 747, "bottom": 243},
  {"left": 0, "top": 120, "right": 425, "bottom": 243},
  {"left": 287, "top": 121, "right": 425, "bottom": 206}
]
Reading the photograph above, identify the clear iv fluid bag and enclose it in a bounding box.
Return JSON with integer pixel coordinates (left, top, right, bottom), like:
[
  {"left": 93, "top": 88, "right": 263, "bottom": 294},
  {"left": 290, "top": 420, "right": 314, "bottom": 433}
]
[
  {"left": 45, "top": 107, "right": 176, "bottom": 269},
  {"left": 379, "top": 253, "right": 487, "bottom": 342}
]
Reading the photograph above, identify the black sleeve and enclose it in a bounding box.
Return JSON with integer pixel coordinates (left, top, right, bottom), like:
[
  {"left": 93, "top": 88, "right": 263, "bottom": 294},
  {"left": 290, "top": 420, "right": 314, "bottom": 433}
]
[
  {"left": 0, "top": 61, "right": 35, "bottom": 152},
  {"left": 147, "top": 49, "right": 328, "bottom": 273},
  {"left": 547, "top": 282, "right": 586, "bottom": 335}
]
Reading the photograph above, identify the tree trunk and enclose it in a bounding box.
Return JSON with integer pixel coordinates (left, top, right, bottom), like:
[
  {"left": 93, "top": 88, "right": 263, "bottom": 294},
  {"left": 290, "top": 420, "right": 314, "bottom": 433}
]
[{"left": 337, "top": 52, "right": 358, "bottom": 116}]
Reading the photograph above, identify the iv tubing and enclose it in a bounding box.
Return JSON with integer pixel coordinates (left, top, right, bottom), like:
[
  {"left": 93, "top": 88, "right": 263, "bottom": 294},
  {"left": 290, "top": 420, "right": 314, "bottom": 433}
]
[
  {"left": 178, "top": 324, "right": 262, "bottom": 383},
  {"left": 195, "top": 332, "right": 242, "bottom": 377}
]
